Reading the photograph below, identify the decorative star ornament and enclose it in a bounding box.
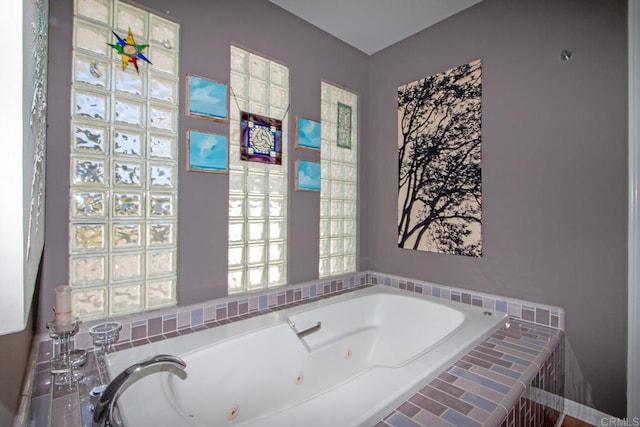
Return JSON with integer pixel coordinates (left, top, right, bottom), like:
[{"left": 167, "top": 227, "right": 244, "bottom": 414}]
[{"left": 107, "top": 28, "right": 151, "bottom": 73}]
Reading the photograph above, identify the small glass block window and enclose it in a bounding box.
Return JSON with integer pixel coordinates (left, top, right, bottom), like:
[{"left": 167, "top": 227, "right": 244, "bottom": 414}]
[
  {"left": 74, "top": 122, "right": 108, "bottom": 153},
  {"left": 70, "top": 0, "right": 180, "bottom": 320},
  {"left": 113, "top": 129, "right": 143, "bottom": 157},
  {"left": 146, "top": 279, "right": 175, "bottom": 308},
  {"left": 112, "top": 223, "right": 142, "bottom": 249},
  {"left": 228, "top": 46, "right": 289, "bottom": 294},
  {"left": 71, "top": 223, "right": 106, "bottom": 252},
  {"left": 319, "top": 82, "right": 358, "bottom": 278}
]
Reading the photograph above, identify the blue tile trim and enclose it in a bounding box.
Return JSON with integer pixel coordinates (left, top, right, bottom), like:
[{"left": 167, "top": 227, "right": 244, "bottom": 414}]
[
  {"left": 460, "top": 391, "right": 498, "bottom": 413},
  {"left": 442, "top": 409, "right": 481, "bottom": 427},
  {"left": 496, "top": 300, "right": 508, "bottom": 312},
  {"left": 521, "top": 336, "right": 546, "bottom": 346},
  {"left": 29, "top": 394, "right": 51, "bottom": 427},
  {"left": 502, "top": 354, "right": 531, "bottom": 367},
  {"left": 487, "top": 338, "right": 539, "bottom": 355},
  {"left": 386, "top": 412, "right": 422, "bottom": 427},
  {"left": 190, "top": 308, "right": 203, "bottom": 326},
  {"left": 490, "top": 365, "right": 521, "bottom": 379},
  {"left": 449, "top": 367, "right": 510, "bottom": 394},
  {"left": 258, "top": 295, "right": 268, "bottom": 311}
]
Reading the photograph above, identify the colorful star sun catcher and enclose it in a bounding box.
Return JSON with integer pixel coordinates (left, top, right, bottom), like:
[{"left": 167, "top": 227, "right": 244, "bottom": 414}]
[{"left": 108, "top": 28, "right": 152, "bottom": 73}]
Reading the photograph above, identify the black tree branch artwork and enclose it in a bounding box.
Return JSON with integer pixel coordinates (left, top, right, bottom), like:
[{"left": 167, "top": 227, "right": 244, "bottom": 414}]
[{"left": 397, "top": 59, "right": 482, "bottom": 257}]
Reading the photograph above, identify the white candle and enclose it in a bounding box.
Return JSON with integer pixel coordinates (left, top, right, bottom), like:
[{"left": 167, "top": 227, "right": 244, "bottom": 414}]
[{"left": 54, "top": 285, "right": 73, "bottom": 328}]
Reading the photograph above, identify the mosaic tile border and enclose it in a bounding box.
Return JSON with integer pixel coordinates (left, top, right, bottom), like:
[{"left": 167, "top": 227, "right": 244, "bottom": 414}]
[
  {"left": 369, "top": 272, "right": 565, "bottom": 330},
  {"left": 34, "top": 270, "right": 566, "bottom": 352},
  {"left": 24, "top": 271, "right": 566, "bottom": 426},
  {"left": 46, "top": 272, "right": 368, "bottom": 354}
]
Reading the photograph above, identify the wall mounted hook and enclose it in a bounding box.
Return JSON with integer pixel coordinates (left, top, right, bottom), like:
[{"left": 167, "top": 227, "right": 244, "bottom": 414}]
[{"left": 560, "top": 49, "right": 572, "bottom": 61}]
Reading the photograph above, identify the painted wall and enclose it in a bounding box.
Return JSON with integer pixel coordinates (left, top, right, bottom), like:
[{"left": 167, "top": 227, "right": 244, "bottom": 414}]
[
  {"left": 0, "top": 309, "right": 33, "bottom": 425},
  {"left": 40, "top": 2, "right": 369, "bottom": 324},
  {"left": 367, "top": 0, "right": 627, "bottom": 417},
  {"left": 38, "top": 0, "right": 627, "bottom": 418}
]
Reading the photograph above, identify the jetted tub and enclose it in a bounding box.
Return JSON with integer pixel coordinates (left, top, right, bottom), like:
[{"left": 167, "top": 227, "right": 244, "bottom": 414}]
[{"left": 106, "top": 286, "right": 508, "bottom": 427}]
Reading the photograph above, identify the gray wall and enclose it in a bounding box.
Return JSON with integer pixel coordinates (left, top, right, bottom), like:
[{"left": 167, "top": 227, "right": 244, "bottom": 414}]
[
  {"left": 38, "top": 0, "right": 627, "bottom": 419},
  {"left": 367, "top": 0, "right": 628, "bottom": 417},
  {"left": 41, "top": 2, "right": 369, "bottom": 321},
  {"left": 0, "top": 309, "right": 33, "bottom": 426}
]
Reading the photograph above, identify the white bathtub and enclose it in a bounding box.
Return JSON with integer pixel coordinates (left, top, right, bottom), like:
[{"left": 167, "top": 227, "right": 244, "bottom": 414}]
[{"left": 106, "top": 286, "right": 508, "bottom": 427}]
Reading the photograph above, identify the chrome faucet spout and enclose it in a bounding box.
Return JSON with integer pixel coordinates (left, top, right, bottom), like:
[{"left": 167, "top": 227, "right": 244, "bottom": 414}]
[{"left": 92, "top": 354, "right": 186, "bottom": 427}]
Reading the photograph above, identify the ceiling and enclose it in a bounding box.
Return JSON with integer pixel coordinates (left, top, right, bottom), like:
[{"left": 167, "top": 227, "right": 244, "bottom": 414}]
[{"left": 267, "top": 0, "right": 483, "bottom": 55}]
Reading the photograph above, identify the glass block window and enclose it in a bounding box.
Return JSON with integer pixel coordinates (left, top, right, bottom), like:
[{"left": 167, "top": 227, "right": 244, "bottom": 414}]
[
  {"left": 228, "top": 46, "right": 289, "bottom": 294},
  {"left": 319, "top": 82, "right": 358, "bottom": 278},
  {"left": 70, "top": 0, "right": 180, "bottom": 319}
]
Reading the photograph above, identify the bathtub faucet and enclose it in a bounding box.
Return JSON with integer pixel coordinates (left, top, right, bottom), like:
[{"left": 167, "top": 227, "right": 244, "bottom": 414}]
[
  {"left": 288, "top": 319, "right": 322, "bottom": 339},
  {"left": 92, "top": 354, "right": 186, "bottom": 427}
]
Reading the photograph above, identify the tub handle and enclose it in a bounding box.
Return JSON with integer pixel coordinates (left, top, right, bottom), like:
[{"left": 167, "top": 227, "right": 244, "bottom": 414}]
[{"left": 291, "top": 321, "right": 322, "bottom": 339}]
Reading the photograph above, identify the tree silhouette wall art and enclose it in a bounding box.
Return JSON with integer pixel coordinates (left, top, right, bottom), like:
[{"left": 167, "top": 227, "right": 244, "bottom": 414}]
[{"left": 397, "top": 59, "right": 482, "bottom": 257}]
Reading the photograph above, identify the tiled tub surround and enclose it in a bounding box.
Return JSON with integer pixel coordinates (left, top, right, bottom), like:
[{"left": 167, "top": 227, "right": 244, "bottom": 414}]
[
  {"left": 22, "top": 271, "right": 565, "bottom": 426},
  {"left": 376, "top": 320, "right": 565, "bottom": 427},
  {"left": 93, "top": 286, "right": 508, "bottom": 426}
]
